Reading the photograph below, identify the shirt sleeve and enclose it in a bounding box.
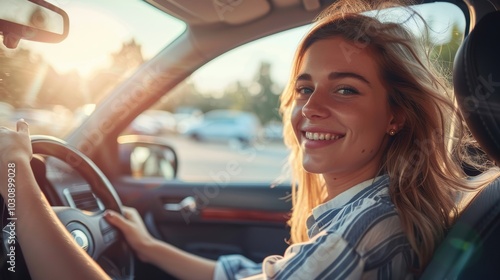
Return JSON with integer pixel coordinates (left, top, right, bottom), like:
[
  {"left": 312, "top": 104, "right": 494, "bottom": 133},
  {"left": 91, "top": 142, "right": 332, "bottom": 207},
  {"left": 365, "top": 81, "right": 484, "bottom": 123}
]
[
  {"left": 213, "top": 231, "right": 364, "bottom": 280},
  {"left": 214, "top": 254, "right": 264, "bottom": 280},
  {"left": 260, "top": 231, "right": 364, "bottom": 279}
]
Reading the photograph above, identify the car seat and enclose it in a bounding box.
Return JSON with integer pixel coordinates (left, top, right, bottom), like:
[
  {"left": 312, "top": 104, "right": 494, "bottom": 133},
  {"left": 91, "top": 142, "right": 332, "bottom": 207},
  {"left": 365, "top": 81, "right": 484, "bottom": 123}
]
[{"left": 420, "top": 10, "right": 500, "bottom": 279}]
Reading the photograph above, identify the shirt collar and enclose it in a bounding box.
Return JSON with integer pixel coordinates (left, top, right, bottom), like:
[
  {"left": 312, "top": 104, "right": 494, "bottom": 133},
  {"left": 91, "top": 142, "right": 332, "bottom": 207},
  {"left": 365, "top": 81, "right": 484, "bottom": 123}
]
[{"left": 311, "top": 174, "right": 388, "bottom": 220}]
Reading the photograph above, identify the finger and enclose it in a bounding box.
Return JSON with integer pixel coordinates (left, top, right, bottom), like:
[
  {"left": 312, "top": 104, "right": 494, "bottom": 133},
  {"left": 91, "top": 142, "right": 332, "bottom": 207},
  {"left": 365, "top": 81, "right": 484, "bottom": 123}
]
[
  {"left": 16, "top": 119, "right": 29, "bottom": 134},
  {"left": 104, "top": 210, "right": 134, "bottom": 230},
  {"left": 122, "top": 206, "right": 134, "bottom": 211},
  {"left": 122, "top": 207, "right": 134, "bottom": 218},
  {"left": 122, "top": 207, "right": 140, "bottom": 220}
]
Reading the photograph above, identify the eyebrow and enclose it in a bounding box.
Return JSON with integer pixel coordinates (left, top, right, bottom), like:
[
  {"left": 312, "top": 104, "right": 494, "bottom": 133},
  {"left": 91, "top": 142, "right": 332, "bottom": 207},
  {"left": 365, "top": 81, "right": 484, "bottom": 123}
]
[{"left": 295, "top": 72, "right": 372, "bottom": 87}]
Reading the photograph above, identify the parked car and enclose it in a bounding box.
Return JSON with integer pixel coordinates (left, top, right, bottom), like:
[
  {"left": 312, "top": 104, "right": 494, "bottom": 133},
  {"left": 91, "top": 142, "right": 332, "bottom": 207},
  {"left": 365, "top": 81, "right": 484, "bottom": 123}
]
[
  {"left": 9, "top": 107, "right": 69, "bottom": 136},
  {"left": 1, "top": 0, "right": 499, "bottom": 279},
  {"left": 263, "top": 120, "right": 284, "bottom": 141},
  {"left": 172, "top": 107, "right": 203, "bottom": 134},
  {"left": 183, "top": 110, "right": 261, "bottom": 144},
  {"left": 125, "top": 110, "right": 177, "bottom": 136},
  {"left": 0, "top": 101, "right": 14, "bottom": 120}
]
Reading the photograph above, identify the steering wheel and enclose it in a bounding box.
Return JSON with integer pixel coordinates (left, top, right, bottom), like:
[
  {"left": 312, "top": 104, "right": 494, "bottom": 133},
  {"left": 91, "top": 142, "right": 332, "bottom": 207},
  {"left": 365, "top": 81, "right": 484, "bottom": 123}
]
[{"left": 1, "top": 135, "right": 134, "bottom": 279}]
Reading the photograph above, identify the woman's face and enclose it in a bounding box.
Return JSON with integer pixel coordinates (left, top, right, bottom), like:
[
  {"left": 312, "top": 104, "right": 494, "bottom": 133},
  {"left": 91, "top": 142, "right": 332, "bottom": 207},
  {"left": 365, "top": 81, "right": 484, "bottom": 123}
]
[{"left": 291, "top": 36, "right": 396, "bottom": 185}]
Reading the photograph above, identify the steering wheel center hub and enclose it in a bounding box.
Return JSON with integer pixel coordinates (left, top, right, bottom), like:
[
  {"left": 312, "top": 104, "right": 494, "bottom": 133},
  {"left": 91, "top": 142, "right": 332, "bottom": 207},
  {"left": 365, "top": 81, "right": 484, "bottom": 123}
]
[{"left": 73, "top": 231, "right": 88, "bottom": 250}]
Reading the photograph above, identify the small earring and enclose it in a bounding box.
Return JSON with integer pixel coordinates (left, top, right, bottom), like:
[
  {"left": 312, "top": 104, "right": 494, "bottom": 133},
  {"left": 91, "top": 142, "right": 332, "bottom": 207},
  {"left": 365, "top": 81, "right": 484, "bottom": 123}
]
[{"left": 389, "top": 129, "right": 396, "bottom": 136}]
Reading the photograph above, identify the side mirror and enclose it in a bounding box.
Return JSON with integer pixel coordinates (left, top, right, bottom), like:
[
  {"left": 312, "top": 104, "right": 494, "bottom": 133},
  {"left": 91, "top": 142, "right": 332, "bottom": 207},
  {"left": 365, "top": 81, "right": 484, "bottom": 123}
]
[
  {"left": 118, "top": 135, "right": 178, "bottom": 180},
  {"left": 0, "top": 0, "right": 69, "bottom": 48}
]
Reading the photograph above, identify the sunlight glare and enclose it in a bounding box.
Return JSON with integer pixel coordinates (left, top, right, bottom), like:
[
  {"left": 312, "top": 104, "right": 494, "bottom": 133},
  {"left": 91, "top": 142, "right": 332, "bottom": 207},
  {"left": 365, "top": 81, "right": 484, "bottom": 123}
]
[{"left": 20, "top": 5, "right": 130, "bottom": 76}]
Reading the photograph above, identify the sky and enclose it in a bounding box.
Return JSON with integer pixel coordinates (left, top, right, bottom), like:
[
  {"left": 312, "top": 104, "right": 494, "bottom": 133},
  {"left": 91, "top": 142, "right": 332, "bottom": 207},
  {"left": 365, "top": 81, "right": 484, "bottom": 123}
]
[
  {"left": 16, "top": 0, "right": 185, "bottom": 76},
  {"left": 10, "top": 1, "right": 466, "bottom": 94}
]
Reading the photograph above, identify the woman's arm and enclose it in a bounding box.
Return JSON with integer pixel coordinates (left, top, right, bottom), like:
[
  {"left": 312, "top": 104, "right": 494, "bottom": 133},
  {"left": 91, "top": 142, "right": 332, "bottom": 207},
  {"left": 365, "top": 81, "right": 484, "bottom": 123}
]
[
  {"left": 105, "top": 207, "right": 217, "bottom": 280},
  {"left": 0, "top": 120, "right": 110, "bottom": 280}
]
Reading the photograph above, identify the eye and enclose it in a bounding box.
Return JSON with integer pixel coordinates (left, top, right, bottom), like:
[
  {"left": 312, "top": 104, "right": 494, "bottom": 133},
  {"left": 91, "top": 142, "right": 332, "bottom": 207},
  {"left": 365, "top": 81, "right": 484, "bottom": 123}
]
[
  {"left": 295, "top": 86, "right": 314, "bottom": 98},
  {"left": 297, "top": 87, "right": 313, "bottom": 95},
  {"left": 335, "top": 86, "right": 359, "bottom": 95}
]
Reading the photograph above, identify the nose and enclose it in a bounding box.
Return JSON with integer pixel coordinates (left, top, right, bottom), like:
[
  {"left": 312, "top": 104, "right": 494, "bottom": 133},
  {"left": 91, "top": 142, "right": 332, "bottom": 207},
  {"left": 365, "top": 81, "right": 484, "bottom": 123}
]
[{"left": 301, "top": 91, "right": 330, "bottom": 119}]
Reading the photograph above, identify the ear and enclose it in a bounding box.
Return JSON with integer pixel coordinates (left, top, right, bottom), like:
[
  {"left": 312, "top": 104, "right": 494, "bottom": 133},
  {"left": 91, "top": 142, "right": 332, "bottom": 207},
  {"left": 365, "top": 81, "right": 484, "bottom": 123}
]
[{"left": 387, "top": 109, "right": 405, "bottom": 133}]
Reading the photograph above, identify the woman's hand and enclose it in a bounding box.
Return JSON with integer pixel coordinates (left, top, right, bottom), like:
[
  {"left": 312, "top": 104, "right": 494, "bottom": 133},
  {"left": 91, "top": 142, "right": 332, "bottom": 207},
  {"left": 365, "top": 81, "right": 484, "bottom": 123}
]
[
  {"left": 0, "top": 120, "right": 32, "bottom": 197},
  {"left": 104, "top": 206, "right": 156, "bottom": 262},
  {"left": 0, "top": 119, "right": 32, "bottom": 163},
  {"left": 106, "top": 206, "right": 217, "bottom": 279}
]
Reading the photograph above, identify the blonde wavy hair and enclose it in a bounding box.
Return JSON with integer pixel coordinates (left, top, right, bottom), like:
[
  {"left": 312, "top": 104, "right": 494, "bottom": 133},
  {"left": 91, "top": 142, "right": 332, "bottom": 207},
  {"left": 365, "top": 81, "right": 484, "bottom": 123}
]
[{"left": 279, "top": 0, "right": 499, "bottom": 272}]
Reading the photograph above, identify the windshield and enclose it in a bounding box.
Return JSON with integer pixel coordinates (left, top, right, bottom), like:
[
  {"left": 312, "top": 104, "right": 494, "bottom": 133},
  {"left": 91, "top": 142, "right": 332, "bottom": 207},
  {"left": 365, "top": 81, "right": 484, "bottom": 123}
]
[{"left": 0, "top": 0, "right": 185, "bottom": 138}]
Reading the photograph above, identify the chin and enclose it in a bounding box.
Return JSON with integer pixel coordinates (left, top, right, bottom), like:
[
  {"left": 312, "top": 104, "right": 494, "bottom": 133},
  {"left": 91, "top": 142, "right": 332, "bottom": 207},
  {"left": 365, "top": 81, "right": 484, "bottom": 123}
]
[{"left": 302, "top": 162, "right": 328, "bottom": 175}]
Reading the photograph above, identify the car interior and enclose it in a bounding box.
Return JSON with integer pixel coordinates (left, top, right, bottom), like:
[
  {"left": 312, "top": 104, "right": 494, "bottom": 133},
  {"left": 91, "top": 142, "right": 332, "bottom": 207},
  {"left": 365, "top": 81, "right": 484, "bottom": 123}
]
[{"left": 0, "top": 0, "right": 500, "bottom": 279}]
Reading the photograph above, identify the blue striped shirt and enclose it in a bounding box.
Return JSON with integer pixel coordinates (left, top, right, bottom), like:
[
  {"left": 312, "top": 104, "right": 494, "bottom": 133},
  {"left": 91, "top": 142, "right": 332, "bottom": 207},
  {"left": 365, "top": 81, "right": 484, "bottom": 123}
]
[{"left": 213, "top": 175, "right": 416, "bottom": 279}]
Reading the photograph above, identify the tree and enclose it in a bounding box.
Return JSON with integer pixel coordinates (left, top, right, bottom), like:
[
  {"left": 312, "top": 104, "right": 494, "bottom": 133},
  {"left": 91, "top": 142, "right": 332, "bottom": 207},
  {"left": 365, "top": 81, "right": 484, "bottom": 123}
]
[
  {"left": 88, "top": 40, "right": 145, "bottom": 103},
  {"left": 38, "top": 68, "right": 85, "bottom": 110},
  {"left": 0, "top": 48, "right": 44, "bottom": 107},
  {"left": 250, "top": 61, "right": 282, "bottom": 125}
]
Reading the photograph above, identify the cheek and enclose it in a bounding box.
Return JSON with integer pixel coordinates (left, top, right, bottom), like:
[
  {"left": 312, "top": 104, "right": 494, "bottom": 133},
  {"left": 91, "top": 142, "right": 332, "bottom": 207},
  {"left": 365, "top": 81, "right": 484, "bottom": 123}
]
[
  {"left": 356, "top": 106, "right": 392, "bottom": 145},
  {"left": 354, "top": 100, "right": 392, "bottom": 128}
]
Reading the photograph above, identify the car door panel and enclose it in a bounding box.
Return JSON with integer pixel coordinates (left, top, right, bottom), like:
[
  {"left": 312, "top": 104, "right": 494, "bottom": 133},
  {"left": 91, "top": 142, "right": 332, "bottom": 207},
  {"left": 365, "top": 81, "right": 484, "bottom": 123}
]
[{"left": 114, "top": 178, "right": 292, "bottom": 263}]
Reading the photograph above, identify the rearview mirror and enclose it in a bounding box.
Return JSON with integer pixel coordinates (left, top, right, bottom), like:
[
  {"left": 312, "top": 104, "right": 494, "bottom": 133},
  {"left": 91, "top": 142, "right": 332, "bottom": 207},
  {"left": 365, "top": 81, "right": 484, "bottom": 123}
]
[{"left": 0, "top": 0, "right": 69, "bottom": 48}]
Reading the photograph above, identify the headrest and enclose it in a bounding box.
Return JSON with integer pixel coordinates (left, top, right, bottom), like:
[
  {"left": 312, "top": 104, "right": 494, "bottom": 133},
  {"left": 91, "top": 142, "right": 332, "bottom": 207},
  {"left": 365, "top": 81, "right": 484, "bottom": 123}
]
[{"left": 454, "top": 11, "right": 500, "bottom": 163}]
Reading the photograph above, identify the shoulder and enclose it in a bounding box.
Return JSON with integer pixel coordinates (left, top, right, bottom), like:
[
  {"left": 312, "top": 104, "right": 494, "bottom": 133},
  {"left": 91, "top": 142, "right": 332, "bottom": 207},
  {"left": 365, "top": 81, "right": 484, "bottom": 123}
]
[
  {"left": 311, "top": 197, "right": 414, "bottom": 277},
  {"left": 324, "top": 188, "right": 414, "bottom": 272},
  {"left": 315, "top": 176, "right": 411, "bottom": 251},
  {"left": 323, "top": 177, "right": 398, "bottom": 242}
]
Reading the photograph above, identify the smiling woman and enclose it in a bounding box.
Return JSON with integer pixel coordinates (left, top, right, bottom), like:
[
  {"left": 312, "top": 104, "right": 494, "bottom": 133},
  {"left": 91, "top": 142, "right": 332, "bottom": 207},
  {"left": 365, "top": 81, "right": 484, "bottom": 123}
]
[
  {"left": 1, "top": 0, "right": 497, "bottom": 279},
  {"left": 291, "top": 37, "right": 398, "bottom": 193}
]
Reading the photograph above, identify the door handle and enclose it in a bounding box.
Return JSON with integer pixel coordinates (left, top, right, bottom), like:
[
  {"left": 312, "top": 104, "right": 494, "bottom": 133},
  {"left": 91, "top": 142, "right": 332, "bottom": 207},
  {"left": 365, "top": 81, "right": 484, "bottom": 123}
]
[{"left": 164, "top": 196, "right": 197, "bottom": 213}]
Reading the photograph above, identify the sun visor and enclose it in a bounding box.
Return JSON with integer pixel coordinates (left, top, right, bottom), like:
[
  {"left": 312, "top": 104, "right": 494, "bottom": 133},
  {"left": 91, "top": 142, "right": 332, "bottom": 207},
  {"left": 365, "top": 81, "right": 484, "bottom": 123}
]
[{"left": 148, "top": 0, "right": 271, "bottom": 25}]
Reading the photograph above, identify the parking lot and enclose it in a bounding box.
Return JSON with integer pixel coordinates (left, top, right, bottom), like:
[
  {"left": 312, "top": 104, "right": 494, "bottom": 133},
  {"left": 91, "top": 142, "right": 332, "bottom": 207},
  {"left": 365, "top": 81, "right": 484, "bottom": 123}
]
[{"left": 166, "top": 135, "right": 290, "bottom": 183}]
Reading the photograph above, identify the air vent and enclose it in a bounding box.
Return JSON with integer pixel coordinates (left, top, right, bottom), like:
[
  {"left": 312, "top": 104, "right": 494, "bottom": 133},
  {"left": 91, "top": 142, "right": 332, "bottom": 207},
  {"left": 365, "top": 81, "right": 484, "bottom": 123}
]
[{"left": 64, "top": 187, "right": 104, "bottom": 212}]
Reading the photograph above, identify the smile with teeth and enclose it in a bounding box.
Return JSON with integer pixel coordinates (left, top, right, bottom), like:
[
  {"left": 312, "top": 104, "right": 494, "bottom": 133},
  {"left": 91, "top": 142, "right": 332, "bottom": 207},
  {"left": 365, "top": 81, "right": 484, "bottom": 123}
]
[{"left": 304, "top": 131, "right": 344, "bottom": 141}]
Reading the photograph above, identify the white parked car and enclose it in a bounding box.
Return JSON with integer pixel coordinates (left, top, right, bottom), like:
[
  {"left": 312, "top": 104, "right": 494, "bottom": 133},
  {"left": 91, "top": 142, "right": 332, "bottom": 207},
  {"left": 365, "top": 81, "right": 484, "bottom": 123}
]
[
  {"left": 263, "top": 120, "right": 284, "bottom": 141},
  {"left": 183, "top": 110, "right": 261, "bottom": 144},
  {"left": 123, "top": 110, "right": 178, "bottom": 136}
]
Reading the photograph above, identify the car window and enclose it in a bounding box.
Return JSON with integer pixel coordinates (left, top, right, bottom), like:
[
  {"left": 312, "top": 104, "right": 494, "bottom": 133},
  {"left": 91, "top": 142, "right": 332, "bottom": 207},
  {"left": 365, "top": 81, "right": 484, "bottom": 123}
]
[
  {"left": 136, "top": 2, "right": 466, "bottom": 183},
  {"left": 141, "top": 26, "right": 308, "bottom": 184}
]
